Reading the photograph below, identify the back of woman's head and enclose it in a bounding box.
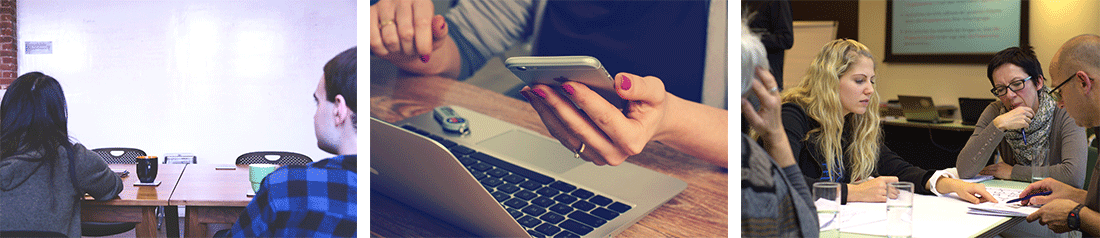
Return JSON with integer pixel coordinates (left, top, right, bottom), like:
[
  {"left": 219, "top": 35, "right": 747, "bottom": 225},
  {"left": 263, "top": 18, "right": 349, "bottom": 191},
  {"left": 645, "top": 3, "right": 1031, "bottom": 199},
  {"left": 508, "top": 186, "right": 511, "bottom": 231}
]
[{"left": 1, "top": 72, "right": 70, "bottom": 159}]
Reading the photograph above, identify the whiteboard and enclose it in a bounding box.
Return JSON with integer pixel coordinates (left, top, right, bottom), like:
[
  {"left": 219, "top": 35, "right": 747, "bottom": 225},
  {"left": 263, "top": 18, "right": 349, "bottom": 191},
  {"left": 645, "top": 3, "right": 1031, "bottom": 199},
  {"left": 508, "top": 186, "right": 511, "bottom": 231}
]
[
  {"left": 16, "top": 0, "right": 356, "bottom": 164},
  {"left": 783, "top": 21, "right": 838, "bottom": 90}
]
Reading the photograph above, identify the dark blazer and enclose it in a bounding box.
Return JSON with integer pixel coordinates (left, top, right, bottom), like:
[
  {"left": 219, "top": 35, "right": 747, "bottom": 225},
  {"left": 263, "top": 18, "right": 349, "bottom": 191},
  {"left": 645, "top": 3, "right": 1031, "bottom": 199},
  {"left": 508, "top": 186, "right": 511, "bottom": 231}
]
[{"left": 781, "top": 103, "right": 935, "bottom": 204}]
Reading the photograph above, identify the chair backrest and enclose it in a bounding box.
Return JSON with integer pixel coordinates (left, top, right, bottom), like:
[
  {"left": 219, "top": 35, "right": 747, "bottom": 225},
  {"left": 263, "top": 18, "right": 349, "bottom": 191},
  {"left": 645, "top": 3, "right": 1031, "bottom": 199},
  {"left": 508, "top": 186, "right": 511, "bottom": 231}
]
[
  {"left": 92, "top": 147, "right": 148, "bottom": 164},
  {"left": 235, "top": 151, "right": 313, "bottom": 166},
  {"left": 0, "top": 230, "right": 67, "bottom": 237}
]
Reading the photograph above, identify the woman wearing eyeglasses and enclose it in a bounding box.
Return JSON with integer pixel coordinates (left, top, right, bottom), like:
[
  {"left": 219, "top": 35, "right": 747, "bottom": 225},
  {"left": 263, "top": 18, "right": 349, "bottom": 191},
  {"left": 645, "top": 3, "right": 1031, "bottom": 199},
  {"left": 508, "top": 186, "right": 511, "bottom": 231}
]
[
  {"left": 774, "top": 39, "right": 997, "bottom": 204},
  {"left": 957, "top": 46, "right": 1088, "bottom": 189}
]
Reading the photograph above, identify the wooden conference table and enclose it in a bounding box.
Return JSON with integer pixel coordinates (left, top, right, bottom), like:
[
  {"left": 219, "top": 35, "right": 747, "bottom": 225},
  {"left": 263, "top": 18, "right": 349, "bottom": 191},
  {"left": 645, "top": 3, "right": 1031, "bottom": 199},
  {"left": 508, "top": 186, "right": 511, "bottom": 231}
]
[
  {"left": 82, "top": 164, "right": 187, "bottom": 238},
  {"left": 369, "top": 62, "right": 730, "bottom": 236},
  {"left": 82, "top": 163, "right": 252, "bottom": 237}
]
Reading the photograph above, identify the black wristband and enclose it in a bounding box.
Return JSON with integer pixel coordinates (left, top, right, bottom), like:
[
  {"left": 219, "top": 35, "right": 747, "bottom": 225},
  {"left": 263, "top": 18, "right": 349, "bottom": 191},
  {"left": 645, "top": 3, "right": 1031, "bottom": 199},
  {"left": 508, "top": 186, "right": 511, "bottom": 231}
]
[
  {"left": 1069, "top": 204, "right": 1086, "bottom": 230},
  {"left": 840, "top": 183, "right": 849, "bottom": 205}
]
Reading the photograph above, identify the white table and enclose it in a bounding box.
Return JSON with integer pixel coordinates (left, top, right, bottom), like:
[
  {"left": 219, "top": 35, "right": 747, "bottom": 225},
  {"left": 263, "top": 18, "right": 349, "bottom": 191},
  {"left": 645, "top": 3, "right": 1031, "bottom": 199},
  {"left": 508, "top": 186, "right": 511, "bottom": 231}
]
[{"left": 834, "top": 180, "right": 1027, "bottom": 238}]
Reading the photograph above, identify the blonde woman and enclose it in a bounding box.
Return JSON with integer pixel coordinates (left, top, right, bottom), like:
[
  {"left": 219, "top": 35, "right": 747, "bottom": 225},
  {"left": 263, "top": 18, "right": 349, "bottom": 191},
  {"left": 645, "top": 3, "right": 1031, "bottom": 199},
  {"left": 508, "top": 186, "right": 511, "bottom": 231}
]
[{"left": 779, "top": 39, "right": 996, "bottom": 204}]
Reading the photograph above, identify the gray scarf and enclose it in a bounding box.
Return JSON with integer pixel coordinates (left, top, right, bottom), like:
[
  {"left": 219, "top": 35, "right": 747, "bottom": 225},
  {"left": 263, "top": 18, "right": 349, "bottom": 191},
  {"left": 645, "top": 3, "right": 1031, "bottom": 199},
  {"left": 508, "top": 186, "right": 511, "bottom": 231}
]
[{"left": 1004, "top": 86, "right": 1055, "bottom": 165}]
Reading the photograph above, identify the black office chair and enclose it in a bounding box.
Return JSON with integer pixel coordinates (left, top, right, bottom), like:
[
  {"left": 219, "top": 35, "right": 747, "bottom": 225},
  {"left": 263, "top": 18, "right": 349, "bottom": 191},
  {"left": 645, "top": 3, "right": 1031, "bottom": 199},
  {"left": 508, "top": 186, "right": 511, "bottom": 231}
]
[
  {"left": 92, "top": 147, "right": 147, "bottom": 164},
  {"left": 84, "top": 147, "right": 146, "bottom": 237},
  {"left": 235, "top": 151, "right": 313, "bottom": 166},
  {"left": 0, "top": 230, "right": 67, "bottom": 237}
]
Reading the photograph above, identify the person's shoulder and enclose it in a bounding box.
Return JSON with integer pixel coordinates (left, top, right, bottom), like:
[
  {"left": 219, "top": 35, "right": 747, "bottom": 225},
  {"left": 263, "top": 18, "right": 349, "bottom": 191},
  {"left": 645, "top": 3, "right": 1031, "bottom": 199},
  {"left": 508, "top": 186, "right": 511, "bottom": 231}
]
[{"left": 310, "top": 155, "right": 357, "bottom": 173}]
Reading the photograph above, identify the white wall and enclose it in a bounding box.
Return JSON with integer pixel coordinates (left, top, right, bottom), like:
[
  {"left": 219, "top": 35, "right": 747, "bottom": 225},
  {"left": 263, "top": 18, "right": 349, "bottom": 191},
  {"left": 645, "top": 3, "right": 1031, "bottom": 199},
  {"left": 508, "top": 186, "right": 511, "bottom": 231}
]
[{"left": 17, "top": 0, "right": 357, "bottom": 164}]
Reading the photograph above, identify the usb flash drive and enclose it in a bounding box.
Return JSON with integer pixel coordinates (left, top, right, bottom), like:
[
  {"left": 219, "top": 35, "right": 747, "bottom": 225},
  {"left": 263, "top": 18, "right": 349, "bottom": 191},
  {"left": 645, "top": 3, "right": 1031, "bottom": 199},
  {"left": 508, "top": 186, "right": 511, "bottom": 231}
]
[{"left": 433, "top": 106, "right": 469, "bottom": 134}]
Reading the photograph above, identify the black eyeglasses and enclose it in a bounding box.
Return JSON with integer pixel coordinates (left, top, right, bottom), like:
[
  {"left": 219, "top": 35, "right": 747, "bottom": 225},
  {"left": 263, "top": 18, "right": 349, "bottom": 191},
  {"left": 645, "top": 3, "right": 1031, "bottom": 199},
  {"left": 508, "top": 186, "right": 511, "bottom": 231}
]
[
  {"left": 990, "top": 76, "right": 1032, "bottom": 97},
  {"left": 1050, "top": 74, "right": 1075, "bottom": 102}
]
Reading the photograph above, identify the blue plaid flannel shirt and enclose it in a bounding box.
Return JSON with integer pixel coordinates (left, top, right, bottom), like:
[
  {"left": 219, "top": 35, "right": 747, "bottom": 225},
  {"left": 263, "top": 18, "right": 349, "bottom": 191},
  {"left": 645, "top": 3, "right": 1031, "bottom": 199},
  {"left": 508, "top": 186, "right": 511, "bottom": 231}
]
[{"left": 229, "top": 155, "right": 357, "bottom": 237}]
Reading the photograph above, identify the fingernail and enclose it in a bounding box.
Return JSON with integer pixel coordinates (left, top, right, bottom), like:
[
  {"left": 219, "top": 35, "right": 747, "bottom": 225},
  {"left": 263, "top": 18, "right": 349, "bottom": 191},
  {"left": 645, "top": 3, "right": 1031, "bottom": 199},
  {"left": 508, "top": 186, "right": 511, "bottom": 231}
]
[
  {"left": 620, "top": 75, "right": 632, "bottom": 90},
  {"left": 520, "top": 91, "right": 532, "bottom": 101},
  {"left": 420, "top": 55, "right": 430, "bottom": 63},
  {"left": 533, "top": 88, "right": 547, "bottom": 98},
  {"left": 563, "top": 84, "right": 575, "bottom": 95}
]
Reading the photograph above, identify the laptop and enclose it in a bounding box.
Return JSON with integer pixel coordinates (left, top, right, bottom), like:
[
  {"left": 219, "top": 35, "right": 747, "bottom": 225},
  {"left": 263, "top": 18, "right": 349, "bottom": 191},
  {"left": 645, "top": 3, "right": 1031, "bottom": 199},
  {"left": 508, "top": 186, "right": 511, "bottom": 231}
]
[
  {"left": 898, "top": 95, "right": 954, "bottom": 123},
  {"left": 958, "top": 98, "right": 997, "bottom": 126},
  {"left": 370, "top": 105, "right": 687, "bottom": 237}
]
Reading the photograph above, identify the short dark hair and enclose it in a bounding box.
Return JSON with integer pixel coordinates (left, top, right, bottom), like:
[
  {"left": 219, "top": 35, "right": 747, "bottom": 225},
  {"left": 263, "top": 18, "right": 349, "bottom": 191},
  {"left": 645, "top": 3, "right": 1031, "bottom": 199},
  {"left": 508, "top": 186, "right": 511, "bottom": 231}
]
[
  {"left": 324, "top": 47, "right": 356, "bottom": 113},
  {"left": 987, "top": 46, "right": 1044, "bottom": 87},
  {"left": 1, "top": 72, "right": 71, "bottom": 160}
]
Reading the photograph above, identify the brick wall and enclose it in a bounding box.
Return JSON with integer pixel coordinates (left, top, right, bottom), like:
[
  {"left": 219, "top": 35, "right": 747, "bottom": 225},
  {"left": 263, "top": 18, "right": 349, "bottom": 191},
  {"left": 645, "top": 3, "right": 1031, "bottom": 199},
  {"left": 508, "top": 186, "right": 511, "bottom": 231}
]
[{"left": 0, "top": 0, "right": 13, "bottom": 89}]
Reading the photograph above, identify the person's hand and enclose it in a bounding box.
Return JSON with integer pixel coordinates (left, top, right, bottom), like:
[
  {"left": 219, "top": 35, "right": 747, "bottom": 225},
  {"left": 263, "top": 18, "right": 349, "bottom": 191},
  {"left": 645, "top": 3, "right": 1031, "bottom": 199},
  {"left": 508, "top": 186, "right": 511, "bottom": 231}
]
[
  {"left": 741, "top": 67, "right": 783, "bottom": 138},
  {"left": 520, "top": 73, "right": 670, "bottom": 166},
  {"left": 1020, "top": 177, "right": 1087, "bottom": 206},
  {"left": 847, "top": 176, "right": 899, "bottom": 202},
  {"left": 937, "top": 178, "right": 998, "bottom": 204},
  {"left": 1027, "top": 199, "right": 1080, "bottom": 233},
  {"left": 370, "top": 0, "right": 447, "bottom": 61},
  {"left": 979, "top": 162, "right": 1013, "bottom": 179},
  {"left": 992, "top": 106, "right": 1034, "bottom": 131}
]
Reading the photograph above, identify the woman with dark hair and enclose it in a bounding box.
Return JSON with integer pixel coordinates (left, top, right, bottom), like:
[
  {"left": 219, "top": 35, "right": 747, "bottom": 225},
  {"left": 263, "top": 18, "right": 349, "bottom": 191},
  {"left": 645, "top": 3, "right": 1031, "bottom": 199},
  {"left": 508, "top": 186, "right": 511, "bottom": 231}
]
[
  {"left": 957, "top": 47, "right": 1088, "bottom": 187},
  {"left": 0, "top": 72, "right": 123, "bottom": 237}
]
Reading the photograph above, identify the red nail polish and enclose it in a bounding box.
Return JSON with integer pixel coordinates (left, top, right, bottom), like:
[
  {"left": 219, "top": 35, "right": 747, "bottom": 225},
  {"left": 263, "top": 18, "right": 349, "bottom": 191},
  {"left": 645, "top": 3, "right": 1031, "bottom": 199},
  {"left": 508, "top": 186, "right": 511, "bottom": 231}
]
[
  {"left": 533, "top": 88, "right": 547, "bottom": 98},
  {"left": 563, "top": 84, "right": 575, "bottom": 95},
  {"left": 420, "top": 55, "right": 430, "bottom": 63},
  {"left": 620, "top": 75, "right": 632, "bottom": 90}
]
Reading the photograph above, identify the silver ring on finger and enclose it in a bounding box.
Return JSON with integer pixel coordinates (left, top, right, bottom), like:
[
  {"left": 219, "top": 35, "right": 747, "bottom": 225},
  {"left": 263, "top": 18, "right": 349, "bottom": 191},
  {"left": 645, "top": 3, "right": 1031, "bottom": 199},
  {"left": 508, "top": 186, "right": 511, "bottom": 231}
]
[
  {"left": 769, "top": 86, "right": 779, "bottom": 93},
  {"left": 574, "top": 143, "right": 586, "bottom": 158}
]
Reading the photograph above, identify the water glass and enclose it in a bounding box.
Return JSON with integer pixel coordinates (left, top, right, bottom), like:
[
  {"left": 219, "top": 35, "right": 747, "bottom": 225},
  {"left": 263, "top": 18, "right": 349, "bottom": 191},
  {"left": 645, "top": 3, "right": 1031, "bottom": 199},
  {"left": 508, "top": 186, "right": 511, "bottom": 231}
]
[
  {"left": 887, "top": 181, "right": 915, "bottom": 238},
  {"left": 814, "top": 182, "right": 842, "bottom": 238},
  {"left": 1031, "top": 147, "right": 1049, "bottom": 182},
  {"left": 136, "top": 156, "right": 158, "bottom": 183}
]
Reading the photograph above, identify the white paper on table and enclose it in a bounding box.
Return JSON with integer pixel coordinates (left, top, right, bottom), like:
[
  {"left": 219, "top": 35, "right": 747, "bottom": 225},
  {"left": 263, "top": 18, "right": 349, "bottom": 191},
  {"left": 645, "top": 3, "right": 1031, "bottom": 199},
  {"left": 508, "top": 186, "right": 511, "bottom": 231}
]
[
  {"left": 819, "top": 202, "right": 887, "bottom": 231},
  {"left": 967, "top": 202, "right": 1039, "bottom": 217}
]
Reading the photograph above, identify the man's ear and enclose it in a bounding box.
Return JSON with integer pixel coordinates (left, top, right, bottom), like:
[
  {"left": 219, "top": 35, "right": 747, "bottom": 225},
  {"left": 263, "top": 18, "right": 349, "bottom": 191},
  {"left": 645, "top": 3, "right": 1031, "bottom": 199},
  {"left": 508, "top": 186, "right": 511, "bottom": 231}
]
[
  {"left": 333, "top": 94, "right": 350, "bottom": 126},
  {"left": 1079, "top": 71, "right": 1094, "bottom": 96}
]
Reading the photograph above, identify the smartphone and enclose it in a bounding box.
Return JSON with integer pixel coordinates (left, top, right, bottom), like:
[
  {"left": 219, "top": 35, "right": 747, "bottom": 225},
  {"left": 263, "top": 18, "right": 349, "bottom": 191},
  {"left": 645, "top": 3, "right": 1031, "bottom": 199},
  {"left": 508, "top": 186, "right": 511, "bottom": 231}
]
[{"left": 505, "top": 56, "right": 626, "bottom": 109}]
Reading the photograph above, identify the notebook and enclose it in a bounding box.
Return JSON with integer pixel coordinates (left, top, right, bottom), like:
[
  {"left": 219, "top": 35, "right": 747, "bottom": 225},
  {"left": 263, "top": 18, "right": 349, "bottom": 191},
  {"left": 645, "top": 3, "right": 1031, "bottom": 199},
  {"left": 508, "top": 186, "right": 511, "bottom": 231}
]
[
  {"left": 370, "top": 105, "right": 687, "bottom": 237},
  {"left": 958, "top": 98, "right": 997, "bottom": 126},
  {"left": 898, "top": 95, "right": 954, "bottom": 123}
]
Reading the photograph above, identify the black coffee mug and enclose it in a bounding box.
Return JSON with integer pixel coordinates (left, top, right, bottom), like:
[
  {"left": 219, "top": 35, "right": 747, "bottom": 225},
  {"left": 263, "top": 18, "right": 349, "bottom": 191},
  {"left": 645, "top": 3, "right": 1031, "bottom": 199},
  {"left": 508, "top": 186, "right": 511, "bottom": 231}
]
[{"left": 136, "top": 156, "right": 158, "bottom": 183}]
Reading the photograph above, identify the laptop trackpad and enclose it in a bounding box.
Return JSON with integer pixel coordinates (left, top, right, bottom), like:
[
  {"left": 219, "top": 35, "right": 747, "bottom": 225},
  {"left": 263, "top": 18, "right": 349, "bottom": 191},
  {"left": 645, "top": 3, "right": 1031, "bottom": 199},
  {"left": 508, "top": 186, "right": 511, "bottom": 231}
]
[{"left": 476, "top": 130, "right": 584, "bottom": 174}]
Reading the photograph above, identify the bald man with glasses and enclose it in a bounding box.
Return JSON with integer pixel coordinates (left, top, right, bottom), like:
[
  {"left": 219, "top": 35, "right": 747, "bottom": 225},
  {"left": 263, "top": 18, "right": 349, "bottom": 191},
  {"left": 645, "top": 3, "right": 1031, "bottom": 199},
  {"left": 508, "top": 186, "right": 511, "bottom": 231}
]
[{"left": 1021, "top": 34, "right": 1100, "bottom": 237}]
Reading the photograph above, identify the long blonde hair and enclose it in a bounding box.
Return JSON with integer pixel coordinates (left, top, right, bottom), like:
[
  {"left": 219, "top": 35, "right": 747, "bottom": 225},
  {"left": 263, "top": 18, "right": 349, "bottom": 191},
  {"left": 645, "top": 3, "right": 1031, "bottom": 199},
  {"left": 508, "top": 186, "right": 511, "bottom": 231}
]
[{"left": 782, "top": 39, "right": 882, "bottom": 182}]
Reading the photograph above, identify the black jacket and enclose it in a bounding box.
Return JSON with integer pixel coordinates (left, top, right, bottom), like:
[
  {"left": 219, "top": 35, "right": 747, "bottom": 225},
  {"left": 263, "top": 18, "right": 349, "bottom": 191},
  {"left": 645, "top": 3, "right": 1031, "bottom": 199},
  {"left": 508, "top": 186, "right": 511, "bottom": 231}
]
[{"left": 782, "top": 103, "right": 935, "bottom": 204}]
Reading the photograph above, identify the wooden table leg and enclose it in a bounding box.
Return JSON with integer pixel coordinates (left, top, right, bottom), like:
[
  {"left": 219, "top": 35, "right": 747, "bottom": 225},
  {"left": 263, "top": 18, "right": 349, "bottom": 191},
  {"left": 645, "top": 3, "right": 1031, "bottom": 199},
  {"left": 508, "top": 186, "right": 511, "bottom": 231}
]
[
  {"left": 185, "top": 206, "right": 245, "bottom": 237},
  {"left": 137, "top": 207, "right": 159, "bottom": 237}
]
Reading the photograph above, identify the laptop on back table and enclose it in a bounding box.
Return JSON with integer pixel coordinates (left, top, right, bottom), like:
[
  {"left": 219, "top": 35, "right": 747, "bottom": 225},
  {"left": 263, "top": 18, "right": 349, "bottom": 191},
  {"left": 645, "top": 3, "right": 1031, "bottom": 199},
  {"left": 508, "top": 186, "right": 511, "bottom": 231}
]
[
  {"left": 899, "top": 95, "right": 954, "bottom": 124},
  {"left": 371, "top": 105, "right": 687, "bottom": 237}
]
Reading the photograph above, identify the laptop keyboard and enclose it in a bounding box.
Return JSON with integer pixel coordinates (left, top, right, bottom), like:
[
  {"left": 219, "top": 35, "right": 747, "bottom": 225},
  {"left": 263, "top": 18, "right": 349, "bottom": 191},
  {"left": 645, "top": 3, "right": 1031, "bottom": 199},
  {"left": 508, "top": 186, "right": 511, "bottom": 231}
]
[{"left": 402, "top": 125, "right": 634, "bottom": 237}]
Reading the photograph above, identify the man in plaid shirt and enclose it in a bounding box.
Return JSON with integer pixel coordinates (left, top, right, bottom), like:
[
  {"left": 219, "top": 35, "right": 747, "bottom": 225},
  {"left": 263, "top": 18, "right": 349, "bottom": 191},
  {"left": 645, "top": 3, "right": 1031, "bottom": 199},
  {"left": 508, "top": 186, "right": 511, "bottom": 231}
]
[{"left": 229, "top": 47, "right": 358, "bottom": 237}]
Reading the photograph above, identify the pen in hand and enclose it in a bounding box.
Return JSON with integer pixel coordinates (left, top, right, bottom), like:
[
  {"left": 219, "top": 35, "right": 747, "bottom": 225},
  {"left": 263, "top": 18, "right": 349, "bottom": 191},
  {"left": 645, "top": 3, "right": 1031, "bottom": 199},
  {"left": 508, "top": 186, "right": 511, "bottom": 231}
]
[{"left": 1006, "top": 191, "right": 1052, "bottom": 204}]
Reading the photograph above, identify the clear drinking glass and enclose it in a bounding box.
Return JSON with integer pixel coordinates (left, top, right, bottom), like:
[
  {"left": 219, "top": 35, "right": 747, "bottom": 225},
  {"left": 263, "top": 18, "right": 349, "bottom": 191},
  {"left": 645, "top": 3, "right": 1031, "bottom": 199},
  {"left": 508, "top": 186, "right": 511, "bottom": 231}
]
[
  {"left": 1031, "top": 147, "right": 1050, "bottom": 183},
  {"left": 887, "top": 181, "right": 915, "bottom": 238},
  {"left": 814, "top": 182, "right": 842, "bottom": 238}
]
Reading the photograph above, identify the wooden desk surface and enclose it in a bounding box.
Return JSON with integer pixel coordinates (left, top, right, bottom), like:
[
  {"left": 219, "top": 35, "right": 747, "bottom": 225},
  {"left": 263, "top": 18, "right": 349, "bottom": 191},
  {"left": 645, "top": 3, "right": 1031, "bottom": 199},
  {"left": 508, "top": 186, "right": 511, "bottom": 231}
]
[
  {"left": 369, "top": 65, "right": 728, "bottom": 237},
  {"left": 83, "top": 163, "right": 187, "bottom": 206},
  {"left": 169, "top": 164, "right": 253, "bottom": 207}
]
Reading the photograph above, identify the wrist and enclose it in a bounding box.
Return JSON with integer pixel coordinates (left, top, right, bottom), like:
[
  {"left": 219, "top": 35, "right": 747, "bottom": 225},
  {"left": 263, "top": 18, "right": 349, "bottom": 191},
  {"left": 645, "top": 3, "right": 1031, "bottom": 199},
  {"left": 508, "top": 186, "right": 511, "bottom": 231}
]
[
  {"left": 1070, "top": 204, "right": 1086, "bottom": 230},
  {"left": 653, "top": 93, "right": 684, "bottom": 142}
]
